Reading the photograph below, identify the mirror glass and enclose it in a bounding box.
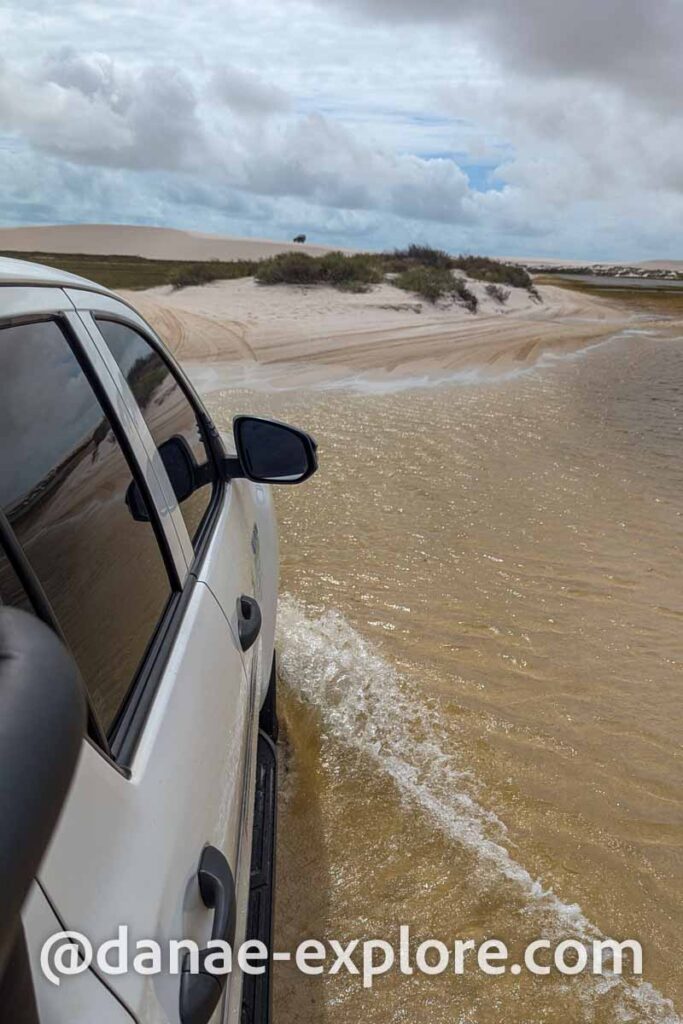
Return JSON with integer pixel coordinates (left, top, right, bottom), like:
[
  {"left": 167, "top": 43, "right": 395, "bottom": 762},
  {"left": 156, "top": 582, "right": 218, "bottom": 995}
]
[{"left": 238, "top": 419, "right": 312, "bottom": 483}]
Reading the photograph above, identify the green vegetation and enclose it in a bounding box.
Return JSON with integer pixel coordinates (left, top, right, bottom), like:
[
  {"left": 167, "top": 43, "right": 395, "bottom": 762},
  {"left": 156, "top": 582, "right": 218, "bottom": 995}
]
[
  {"left": 382, "top": 245, "right": 537, "bottom": 298},
  {"left": 394, "top": 266, "right": 453, "bottom": 303},
  {"left": 168, "top": 260, "right": 257, "bottom": 289},
  {"left": 0, "top": 244, "right": 541, "bottom": 310},
  {"left": 485, "top": 283, "right": 510, "bottom": 305},
  {"left": 382, "top": 245, "right": 532, "bottom": 284},
  {"left": 394, "top": 266, "right": 478, "bottom": 311},
  {"left": 255, "top": 250, "right": 381, "bottom": 290},
  {"left": 254, "top": 248, "right": 524, "bottom": 309},
  {"left": 0, "top": 250, "right": 257, "bottom": 291},
  {"left": 389, "top": 244, "right": 452, "bottom": 269},
  {"left": 450, "top": 254, "right": 533, "bottom": 289},
  {"left": 534, "top": 274, "right": 683, "bottom": 316},
  {"left": 452, "top": 275, "right": 479, "bottom": 313}
]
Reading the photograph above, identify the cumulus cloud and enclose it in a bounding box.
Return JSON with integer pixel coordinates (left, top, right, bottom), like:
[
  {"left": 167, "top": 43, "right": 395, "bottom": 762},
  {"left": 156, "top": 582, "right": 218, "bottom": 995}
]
[
  {"left": 0, "top": 49, "right": 476, "bottom": 229},
  {"left": 0, "top": 0, "right": 681, "bottom": 258},
  {"left": 0, "top": 50, "right": 206, "bottom": 171},
  {"left": 322, "top": 0, "right": 683, "bottom": 106},
  {"left": 209, "top": 66, "right": 291, "bottom": 115}
]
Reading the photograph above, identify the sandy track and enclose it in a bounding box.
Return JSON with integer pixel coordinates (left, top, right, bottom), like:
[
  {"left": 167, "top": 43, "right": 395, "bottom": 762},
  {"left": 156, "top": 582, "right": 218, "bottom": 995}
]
[
  {"left": 118, "top": 276, "right": 650, "bottom": 388},
  {"left": 125, "top": 294, "right": 255, "bottom": 362}
]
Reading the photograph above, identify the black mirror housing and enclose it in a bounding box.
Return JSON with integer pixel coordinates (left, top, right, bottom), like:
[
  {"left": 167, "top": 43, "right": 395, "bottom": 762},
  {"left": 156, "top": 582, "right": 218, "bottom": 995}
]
[
  {"left": 158, "top": 435, "right": 199, "bottom": 504},
  {"left": 229, "top": 416, "right": 318, "bottom": 485},
  {"left": 126, "top": 435, "right": 206, "bottom": 522}
]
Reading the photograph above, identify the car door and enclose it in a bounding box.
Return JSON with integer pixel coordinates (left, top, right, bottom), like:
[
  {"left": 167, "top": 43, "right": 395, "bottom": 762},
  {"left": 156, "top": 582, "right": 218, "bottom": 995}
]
[
  {"left": 0, "top": 297, "right": 257, "bottom": 1023},
  {"left": 75, "top": 300, "right": 266, "bottom": 1021}
]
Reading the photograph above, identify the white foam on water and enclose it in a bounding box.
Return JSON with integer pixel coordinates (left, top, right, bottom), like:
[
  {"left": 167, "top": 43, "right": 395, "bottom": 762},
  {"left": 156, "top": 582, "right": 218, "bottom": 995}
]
[{"left": 276, "top": 596, "right": 681, "bottom": 1023}]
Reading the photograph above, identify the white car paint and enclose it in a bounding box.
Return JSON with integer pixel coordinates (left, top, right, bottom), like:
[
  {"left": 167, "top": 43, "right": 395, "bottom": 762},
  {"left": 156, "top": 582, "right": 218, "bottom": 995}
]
[{"left": 1, "top": 267, "right": 284, "bottom": 1024}]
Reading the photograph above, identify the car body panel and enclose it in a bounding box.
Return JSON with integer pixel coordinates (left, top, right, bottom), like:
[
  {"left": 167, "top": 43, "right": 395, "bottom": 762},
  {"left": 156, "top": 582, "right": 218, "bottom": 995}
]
[
  {"left": 37, "top": 580, "right": 255, "bottom": 1023},
  {"left": 0, "top": 284, "right": 74, "bottom": 318},
  {"left": 0, "top": 259, "right": 113, "bottom": 291},
  {"left": 25, "top": 884, "right": 136, "bottom": 1024},
  {"left": 64, "top": 288, "right": 159, "bottom": 331},
  {"left": 203, "top": 466, "right": 279, "bottom": 709}
]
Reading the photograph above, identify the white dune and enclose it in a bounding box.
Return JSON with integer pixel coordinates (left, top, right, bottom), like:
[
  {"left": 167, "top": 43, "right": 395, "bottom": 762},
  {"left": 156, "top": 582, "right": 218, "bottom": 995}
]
[
  {"left": 0, "top": 223, "right": 336, "bottom": 261},
  {"left": 120, "top": 275, "right": 642, "bottom": 390}
]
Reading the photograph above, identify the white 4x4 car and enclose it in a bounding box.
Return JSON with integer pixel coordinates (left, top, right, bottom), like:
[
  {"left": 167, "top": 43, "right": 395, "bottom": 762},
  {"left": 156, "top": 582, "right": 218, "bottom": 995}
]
[{"left": 0, "top": 258, "right": 318, "bottom": 1024}]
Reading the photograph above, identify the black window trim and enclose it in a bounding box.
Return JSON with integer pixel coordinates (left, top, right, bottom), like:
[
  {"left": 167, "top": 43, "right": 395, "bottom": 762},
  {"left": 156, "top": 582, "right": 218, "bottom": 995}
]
[
  {"left": 107, "top": 579, "right": 197, "bottom": 766},
  {"left": 0, "top": 311, "right": 186, "bottom": 771},
  {"left": 91, "top": 311, "right": 226, "bottom": 566}
]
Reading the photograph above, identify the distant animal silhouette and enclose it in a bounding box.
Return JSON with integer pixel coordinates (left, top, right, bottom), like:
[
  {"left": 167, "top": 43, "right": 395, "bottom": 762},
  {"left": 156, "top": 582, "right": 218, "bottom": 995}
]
[{"left": 292, "top": 234, "right": 306, "bottom": 243}]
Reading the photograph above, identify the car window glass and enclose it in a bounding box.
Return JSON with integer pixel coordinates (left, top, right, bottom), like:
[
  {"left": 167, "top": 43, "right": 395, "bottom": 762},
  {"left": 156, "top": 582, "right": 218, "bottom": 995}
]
[
  {"left": 95, "top": 319, "right": 213, "bottom": 546},
  {"left": 0, "top": 547, "right": 32, "bottom": 614},
  {"left": 0, "top": 319, "right": 172, "bottom": 733}
]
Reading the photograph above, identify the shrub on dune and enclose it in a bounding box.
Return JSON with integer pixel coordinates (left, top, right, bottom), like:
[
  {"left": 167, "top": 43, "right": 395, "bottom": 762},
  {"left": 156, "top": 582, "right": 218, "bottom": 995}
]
[
  {"left": 255, "top": 250, "right": 381, "bottom": 290},
  {"left": 485, "top": 283, "right": 511, "bottom": 304},
  {"left": 394, "top": 266, "right": 454, "bottom": 303},
  {"left": 452, "top": 276, "right": 478, "bottom": 312},
  {"left": 319, "top": 251, "right": 382, "bottom": 286},
  {"left": 394, "top": 267, "right": 478, "bottom": 311},
  {"left": 452, "top": 255, "right": 533, "bottom": 290},
  {"left": 170, "top": 261, "right": 256, "bottom": 289},
  {"left": 390, "top": 244, "right": 452, "bottom": 269},
  {"left": 255, "top": 251, "right": 323, "bottom": 285}
]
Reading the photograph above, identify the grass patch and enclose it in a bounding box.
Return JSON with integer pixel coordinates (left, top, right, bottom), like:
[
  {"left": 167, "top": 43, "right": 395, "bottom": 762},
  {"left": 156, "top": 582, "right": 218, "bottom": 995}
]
[
  {"left": 534, "top": 274, "right": 683, "bottom": 316},
  {"left": 395, "top": 266, "right": 478, "bottom": 311},
  {"left": 0, "top": 250, "right": 257, "bottom": 291},
  {"left": 169, "top": 260, "right": 257, "bottom": 289},
  {"left": 0, "top": 245, "right": 543, "bottom": 309},
  {"left": 394, "top": 266, "right": 453, "bottom": 303},
  {"left": 255, "top": 250, "right": 381, "bottom": 290},
  {"left": 388, "top": 244, "right": 452, "bottom": 269},
  {"left": 451, "top": 255, "right": 533, "bottom": 289},
  {"left": 382, "top": 247, "right": 534, "bottom": 292}
]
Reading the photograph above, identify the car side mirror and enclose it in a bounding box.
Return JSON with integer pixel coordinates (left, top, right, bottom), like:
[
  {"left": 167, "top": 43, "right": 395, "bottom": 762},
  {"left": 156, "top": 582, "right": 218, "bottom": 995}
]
[
  {"left": 228, "top": 416, "right": 318, "bottom": 485},
  {"left": 126, "top": 435, "right": 206, "bottom": 522},
  {"left": 0, "top": 609, "right": 85, "bottom": 978},
  {"left": 158, "top": 435, "right": 199, "bottom": 504}
]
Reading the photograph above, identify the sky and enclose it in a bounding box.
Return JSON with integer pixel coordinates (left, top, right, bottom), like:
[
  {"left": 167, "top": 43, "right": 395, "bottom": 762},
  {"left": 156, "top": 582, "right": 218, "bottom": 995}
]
[{"left": 0, "top": 0, "right": 681, "bottom": 260}]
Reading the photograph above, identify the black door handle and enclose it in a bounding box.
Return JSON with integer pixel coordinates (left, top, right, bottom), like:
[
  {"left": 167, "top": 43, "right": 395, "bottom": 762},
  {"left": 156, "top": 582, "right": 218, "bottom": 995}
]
[
  {"left": 179, "top": 845, "right": 236, "bottom": 1024},
  {"left": 237, "top": 595, "right": 262, "bottom": 653}
]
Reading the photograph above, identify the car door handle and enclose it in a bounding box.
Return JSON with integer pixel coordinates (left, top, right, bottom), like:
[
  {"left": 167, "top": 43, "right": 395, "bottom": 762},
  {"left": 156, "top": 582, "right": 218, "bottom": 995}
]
[
  {"left": 237, "top": 595, "right": 262, "bottom": 653},
  {"left": 179, "top": 845, "right": 236, "bottom": 1024}
]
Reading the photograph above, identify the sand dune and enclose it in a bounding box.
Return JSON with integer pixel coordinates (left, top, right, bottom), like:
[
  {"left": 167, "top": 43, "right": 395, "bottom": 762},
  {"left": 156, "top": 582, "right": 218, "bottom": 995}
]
[
  {"left": 0, "top": 223, "right": 667, "bottom": 388},
  {"left": 0, "top": 224, "right": 336, "bottom": 261},
  {"left": 120, "top": 276, "right": 651, "bottom": 390},
  {"left": 0, "top": 223, "right": 676, "bottom": 272}
]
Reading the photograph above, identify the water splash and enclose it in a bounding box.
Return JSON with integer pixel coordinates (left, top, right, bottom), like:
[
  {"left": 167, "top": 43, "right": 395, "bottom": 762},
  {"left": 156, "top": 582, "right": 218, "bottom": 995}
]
[{"left": 276, "top": 595, "right": 681, "bottom": 1023}]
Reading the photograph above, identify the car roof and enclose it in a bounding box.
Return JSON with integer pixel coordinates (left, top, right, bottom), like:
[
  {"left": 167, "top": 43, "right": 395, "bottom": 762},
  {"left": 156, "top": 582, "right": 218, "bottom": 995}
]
[{"left": 0, "top": 256, "right": 112, "bottom": 293}]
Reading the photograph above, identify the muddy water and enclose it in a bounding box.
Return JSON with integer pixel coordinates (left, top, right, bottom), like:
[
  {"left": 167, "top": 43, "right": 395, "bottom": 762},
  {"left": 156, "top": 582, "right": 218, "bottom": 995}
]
[{"left": 206, "top": 328, "right": 683, "bottom": 1023}]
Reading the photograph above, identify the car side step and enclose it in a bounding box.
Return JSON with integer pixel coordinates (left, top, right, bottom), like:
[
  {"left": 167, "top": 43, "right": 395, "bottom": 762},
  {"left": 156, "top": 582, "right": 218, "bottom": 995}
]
[{"left": 241, "top": 731, "right": 277, "bottom": 1024}]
